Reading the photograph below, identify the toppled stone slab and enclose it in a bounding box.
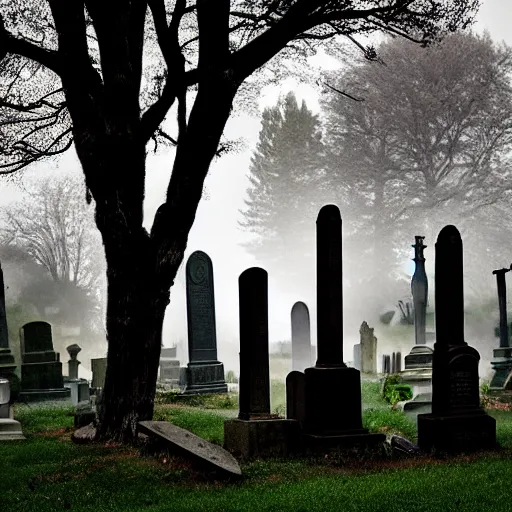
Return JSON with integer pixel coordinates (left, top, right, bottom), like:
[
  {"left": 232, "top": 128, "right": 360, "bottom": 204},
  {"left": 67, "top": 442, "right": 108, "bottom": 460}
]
[
  {"left": 389, "top": 434, "right": 421, "bottom": 456},
  {"left": 139, "top": 420, "right": 242, "bottom": 478}
]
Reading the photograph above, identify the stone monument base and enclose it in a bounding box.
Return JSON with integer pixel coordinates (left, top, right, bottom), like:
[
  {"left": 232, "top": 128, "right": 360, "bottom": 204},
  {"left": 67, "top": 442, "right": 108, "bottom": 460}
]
[
  {"left": 224, "top": 418, "right": 301, "bottom": 459},
  {"left": 0, "top": 418, "right": 25, "bottom": 440},
  {"left": 304, "top": 366, "right": 364, "bottom": 435},
  {"left": 302, "top": 431, "right": 386, "bottom": 456},
  {"left": 417, "top": 410, "right": 496, "bottom": 453},
  {"left": 18, "top": 388, "right": 71, "bottom": 403},
  {"left": 397, "top": 368, "right": 432, "bottom": 416},
  {"left": 490, "top": 347, "right": 512, "bottom": 389},
  {"left": 182, "top": 362, "right": 228, "bottom": 395}
]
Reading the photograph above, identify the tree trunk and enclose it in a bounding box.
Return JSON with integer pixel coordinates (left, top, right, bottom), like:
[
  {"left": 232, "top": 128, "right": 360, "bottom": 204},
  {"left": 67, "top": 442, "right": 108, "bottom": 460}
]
[{"left": 95, "top": 258, "right": 171, "bottom": 442}]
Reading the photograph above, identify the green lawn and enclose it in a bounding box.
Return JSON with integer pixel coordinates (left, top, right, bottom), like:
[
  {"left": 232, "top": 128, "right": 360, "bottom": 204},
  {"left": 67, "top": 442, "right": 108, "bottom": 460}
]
[{"left": 2, "top": 384, "right": 512, "bottom": 512}]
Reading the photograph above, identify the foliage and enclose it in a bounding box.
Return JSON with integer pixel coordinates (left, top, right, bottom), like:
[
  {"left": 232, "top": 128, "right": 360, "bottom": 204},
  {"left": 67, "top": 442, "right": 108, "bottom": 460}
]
[
  {"left": 321, "top": 31, "right": 512, "bottom": 301},
  {"left": 240, "top": 91, "right": 326, "bottom": 286},
  {"left": 380, "top": 374, "right": 413, "bottom": 405}
]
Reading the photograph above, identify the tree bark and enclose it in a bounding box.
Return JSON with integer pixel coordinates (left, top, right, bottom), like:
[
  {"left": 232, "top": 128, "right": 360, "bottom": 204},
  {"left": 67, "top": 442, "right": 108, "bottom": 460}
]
[{"left": 95, "top": 260, "right": 170, "bottom": 442}]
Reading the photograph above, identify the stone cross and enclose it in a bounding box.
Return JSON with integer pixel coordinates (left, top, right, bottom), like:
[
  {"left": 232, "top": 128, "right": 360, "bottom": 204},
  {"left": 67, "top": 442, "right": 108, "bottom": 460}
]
[
  {"left": 186, "top": 250, "right": 219, "bottom": 364},
  {"left": 238, "top": 267, "right": 270, "bottom": 420},
  {"left": 316, "top": 204, "right": 345, "bottom": 367},
  {"left": 492, "top": 265, "right": 512, "bottom": 349},
  {"left": 411, "top": 236, "right": 428, "bottom": 346},
  {"left": 291, "top": 301, "right": 311, "bottom": 372}
]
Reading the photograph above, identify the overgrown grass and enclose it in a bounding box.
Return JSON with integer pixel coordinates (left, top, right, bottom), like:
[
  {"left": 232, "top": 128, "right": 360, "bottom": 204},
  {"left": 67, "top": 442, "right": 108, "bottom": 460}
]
[
  {"left": 4, "top": 397, "right": 512, "bottom": 511},
  {"left": 155, "top": 390, "right": 237, "bottom": 409}
]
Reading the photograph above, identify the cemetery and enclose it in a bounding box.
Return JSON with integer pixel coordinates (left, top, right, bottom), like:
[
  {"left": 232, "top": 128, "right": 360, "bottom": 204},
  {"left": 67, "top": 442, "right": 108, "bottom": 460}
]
[
  {"left": 0, "top": 2, "right": 510, "bottom": 510},
  {"left": 1, "top": 204, "right": 512, "bottom": 511}
]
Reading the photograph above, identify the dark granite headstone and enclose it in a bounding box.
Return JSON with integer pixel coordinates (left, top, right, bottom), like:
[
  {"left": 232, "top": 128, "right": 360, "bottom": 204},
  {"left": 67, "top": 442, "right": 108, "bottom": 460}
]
[
  {"left": 224, "top": 267, "right": 301, "bottom": 459},
  {"left": 303, "top": 205, "right": 385, "bottom": 453},
  {"left": 291, "top": 302, "right": 311, "bottom": 372},
  {"left": 19, "top": 321, "right": 70, "bottom": 402},
  {"left": 238, "top": 267, "right": 270, "bottom": 419},
  {"left": 183, "top": 251, "right": 227, "bottom": 395},
  {"left": 417, "top": 225, "right": 496, "bottom": 453},
  {"left": 286, "top": 371, "right": 305, "bottom": 423}
]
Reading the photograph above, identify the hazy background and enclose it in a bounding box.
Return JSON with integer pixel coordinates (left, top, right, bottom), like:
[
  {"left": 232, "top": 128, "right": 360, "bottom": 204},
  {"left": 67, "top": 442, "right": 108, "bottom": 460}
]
[{"left": 0, "top": 0, "right": 510, "bottom": 381}]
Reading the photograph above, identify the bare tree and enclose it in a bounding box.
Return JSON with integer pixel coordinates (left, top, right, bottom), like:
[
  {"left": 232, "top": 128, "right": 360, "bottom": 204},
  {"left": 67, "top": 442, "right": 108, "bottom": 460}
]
[
  {"left": 321, "top": 30, "right": 512, "bottom": 305},
  {"left": 0, "top": 0, "right": 480, "bottom": 441}
]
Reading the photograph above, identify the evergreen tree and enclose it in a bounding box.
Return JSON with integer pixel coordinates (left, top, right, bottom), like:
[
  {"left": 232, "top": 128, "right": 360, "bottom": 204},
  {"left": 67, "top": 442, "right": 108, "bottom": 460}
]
[{"left": 239, "top": 92, "right": 327, "bottom": 291}]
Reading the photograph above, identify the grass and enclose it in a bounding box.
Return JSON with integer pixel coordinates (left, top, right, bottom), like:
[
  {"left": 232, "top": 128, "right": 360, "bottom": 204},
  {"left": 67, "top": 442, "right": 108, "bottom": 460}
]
[{"left": 3, "top": 383, "right": 512, "bottom": 511}]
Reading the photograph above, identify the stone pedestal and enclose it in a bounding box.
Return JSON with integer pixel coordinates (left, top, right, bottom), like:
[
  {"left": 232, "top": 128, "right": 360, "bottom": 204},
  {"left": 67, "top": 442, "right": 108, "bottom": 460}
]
[
  {"left": 304, "top": 366, "right": 364, "bottom": 435},
  {"left": 224, "top": 418, "right": 301, "bottom": 459},
  {"left": 490, "top": 347, "right": 512, "bottom": 389},
  {"left": 417, "top": 410, "right": 496, "bottom": 453},
  {"left": 182, "top": 361, "right": 228, "bottom": 395},
  {"left": 397, "top": 367, "right": 432, "bottom": 417}
]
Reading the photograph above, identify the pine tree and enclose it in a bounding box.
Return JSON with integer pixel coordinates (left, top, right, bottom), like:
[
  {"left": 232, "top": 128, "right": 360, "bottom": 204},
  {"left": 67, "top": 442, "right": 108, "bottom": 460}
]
[{"left": 239, "top": 92, "right": 327, "bottom": 288}]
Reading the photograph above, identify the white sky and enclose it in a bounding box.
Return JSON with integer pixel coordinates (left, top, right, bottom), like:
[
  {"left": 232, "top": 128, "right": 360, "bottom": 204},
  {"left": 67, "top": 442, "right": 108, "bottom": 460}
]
[{"left": 0, "top": 0, "right": 509, "bottom": 372}]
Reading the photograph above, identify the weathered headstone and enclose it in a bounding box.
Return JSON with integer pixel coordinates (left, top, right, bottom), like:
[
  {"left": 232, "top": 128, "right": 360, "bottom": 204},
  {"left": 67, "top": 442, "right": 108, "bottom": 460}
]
[
  {"left": 303, "top": 205, "right": 385, "bottom": 453},
  {"left": 417, "top": 225, "right": 496, "bottom": 453},
  {"left": 360, "top": 321, "right": 377, "bottom": 374},
  {"left": 183, "top": 251, "right": 227, "bottom": 395},
  {"left": 139, "top": 420, "right": 242, "bottom": 478},
  {"left": 286, "top": 371, "right": 305, "bottom": 423},
  {"left": 224, "top": 267, "right": 301, "bottom": 459},
  {"left": 19, "top": 321, "right": 70, "bottom": 402},
  {"left": 291, "top": 302, "right": 311, "bottom": 373},
  {"left": 159, "top": 347, "right": 181, "bottom": 385},
  {"left": 490, "top": 265, "right": 512, "bottom": 389},
  {"left": 353, "top": 344, "right": 361, "bottom": 371}
]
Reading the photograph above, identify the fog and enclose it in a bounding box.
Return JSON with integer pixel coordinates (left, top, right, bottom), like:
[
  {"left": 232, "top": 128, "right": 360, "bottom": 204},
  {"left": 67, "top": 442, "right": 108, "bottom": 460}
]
[{"left": 0, "top": 0, "right": 510, "bottom": 382}]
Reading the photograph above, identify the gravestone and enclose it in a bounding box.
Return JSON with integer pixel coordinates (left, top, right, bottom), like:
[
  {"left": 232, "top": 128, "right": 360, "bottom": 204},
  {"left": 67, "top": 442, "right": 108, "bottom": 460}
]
[
  {"left": 183, "top": 251, "right": 227, "bottom": 395},
  {"left": 417, "top": 225, "right": 496, "bottom": 453},
  {"left": 19, "top": 322, "right": 70, "bottom": 402},
  {"left": 159, "top": 346, "right": 181, "bottom": 385},
  {"left": 302, "top": 205, "right": 385, "bottom": 453},
  {"left": 291, "top": 302, "right": 311, "bottom": 373},
  {"left": 286, "top": 371, "right": 305, "bottom": 423},
  {"left": 353, "top": 344, "right": 361, "bottom": 371},
  {"left": 0, "top": 262, "right": 17, "bottom": 402},
  {"left": 360, "top": 321, "right": 377, "bottom": 374},
  {"left": 91, "top": 357, "right": 107, "bottom": 390},
  {"left": 224, "top": 267, "right": 301, "bottom": 459}
]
